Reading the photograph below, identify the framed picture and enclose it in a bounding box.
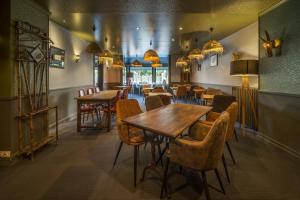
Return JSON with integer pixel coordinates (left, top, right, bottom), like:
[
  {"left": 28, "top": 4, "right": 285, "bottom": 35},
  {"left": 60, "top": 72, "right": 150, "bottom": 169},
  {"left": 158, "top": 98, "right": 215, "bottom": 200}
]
[
  {"left": 50, "top": 46, "right": 65, "bottom": 69},
  {"left": 30, "top": 45, "right": 44, "bottom": 64},
  {"left": 210, "top": 54, "right": 218, "bottom": 67}
]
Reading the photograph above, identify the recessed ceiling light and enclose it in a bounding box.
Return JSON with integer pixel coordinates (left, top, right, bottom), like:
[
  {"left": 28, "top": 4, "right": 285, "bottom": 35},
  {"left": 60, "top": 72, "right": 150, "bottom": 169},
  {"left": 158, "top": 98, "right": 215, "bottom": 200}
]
[
  {"left": 136, "top": 26, "right": 140, "bottom": 30},
  {"left": 62, "top": 19, "right": 66, "bottom": 24},
  {"left": 171, "top": 38, "right": 175, "bottom": 42},
  {"left": 179, "top": 27, "right": 183, "bottom": 31}
]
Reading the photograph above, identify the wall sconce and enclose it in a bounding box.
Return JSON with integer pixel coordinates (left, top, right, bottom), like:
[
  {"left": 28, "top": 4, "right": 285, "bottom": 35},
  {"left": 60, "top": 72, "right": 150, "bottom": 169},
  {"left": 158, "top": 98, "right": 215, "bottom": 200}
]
[
  {"left": 74, "top": 54, "right": 80, "bottom": 63},
  {"left": 260, "top": 30, "right": 282, "bottom": 57}
]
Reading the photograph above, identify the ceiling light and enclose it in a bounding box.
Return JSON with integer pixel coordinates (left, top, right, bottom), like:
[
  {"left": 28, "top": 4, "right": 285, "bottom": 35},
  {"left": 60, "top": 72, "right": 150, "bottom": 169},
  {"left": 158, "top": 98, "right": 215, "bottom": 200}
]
[
  {"left": 202, "top": 27, "right": 224, "bottom": 55},
  {"left": 136, "top": 26, "right": 140, "bottom": 30},
  {"left": 144, "top": 40, "right": 160, "bottom": 62},
  {"left": 99, "top": 37, "right": 113, "bottom": 65},
  {"left": 171, "top": 38, "right": 175, "bottom": 42},
  {"left": 131, "top": 59, "right": 143, "bottom": 67},
  {"left": 111, "top": 58, "right": 125, "bottom": 69},
  {"left": 179, "top": 27, "right": 183, "bottom": 31},
  {"left": 188, "top": 48, "right": 204, "bottom": 60},
  {"left": 86, "top": 25, "right": 102, "bottom": 54},
  {"left": 188, "top": 38, "right": 204, "bottom": 60},
  {"left": 151, "top": 60, "right": 162, "bottom": 68},
  {"left": 176, "top": 56, "right": 189, "bottom": 67}
]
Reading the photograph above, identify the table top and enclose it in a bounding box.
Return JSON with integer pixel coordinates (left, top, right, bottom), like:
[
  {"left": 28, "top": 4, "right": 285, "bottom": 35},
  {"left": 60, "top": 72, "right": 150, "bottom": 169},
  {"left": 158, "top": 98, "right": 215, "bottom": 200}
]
[
  {"left": 193, "top": 88, "right": 206, "bottom": 92},
  {"left": 123, "top": 104, "right": 212, "bottom": 138},
  {"left": 148, "top": 92, "right": 173, "bottom": 97},
  {"left": 76, "top": 90, "right": 118, "bottom": 101},
  {"left": 202, "top": 94, "right": 215, "bottom": 99},
  {"left": 114, "top": 85, "right": 129, "bottom": 89}
]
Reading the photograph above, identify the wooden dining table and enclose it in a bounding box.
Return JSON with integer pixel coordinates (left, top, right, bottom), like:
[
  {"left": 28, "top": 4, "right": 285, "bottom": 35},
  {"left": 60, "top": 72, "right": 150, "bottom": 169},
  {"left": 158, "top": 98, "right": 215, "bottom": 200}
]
[
  {"left": 148, "top": 92, "right": 173, "bottom": 97},
  {"left": 114, "top": 85, "right": 129, "bottom": 90},
  {"left": 123, "top": 103, "right": 212, "bottom": 184},
  {"left": 75, "top": 90, "right": 118, "bottom": 132},
  {"left": 124, "top": 103, "right": 211, "bottom": 138}
]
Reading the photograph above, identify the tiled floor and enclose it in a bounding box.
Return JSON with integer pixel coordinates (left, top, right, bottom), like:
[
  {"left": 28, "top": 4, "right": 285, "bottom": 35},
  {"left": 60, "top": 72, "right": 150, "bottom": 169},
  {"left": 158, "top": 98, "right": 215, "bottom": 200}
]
[{"left": 1, "top": 95, "right": 300, "bottom": 200}]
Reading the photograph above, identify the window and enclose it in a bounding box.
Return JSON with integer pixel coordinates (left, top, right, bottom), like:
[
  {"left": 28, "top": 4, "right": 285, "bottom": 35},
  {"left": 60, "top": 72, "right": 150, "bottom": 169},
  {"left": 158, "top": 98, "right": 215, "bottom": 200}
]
[
  {"left": 155, "top": 67, "right": 168, "bottom": 84},
  {"left": 93, "top": 55, "right": 99, "bottom": 86},
  {"left": 130, "top": 67, "right": 153, "bottom": 84}
]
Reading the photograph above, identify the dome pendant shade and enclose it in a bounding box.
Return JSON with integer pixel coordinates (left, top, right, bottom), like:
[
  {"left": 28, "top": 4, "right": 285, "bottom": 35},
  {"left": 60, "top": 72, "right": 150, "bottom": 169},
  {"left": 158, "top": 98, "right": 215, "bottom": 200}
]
[
  {"left": 131, "top": 59, "right": 143, "bottom": 67},
  {"left": 176, "top": 56, "right": 189, "bottom": 67},
  {"left": 143, "top": 49, "right": 160, "bottom": 62},
  {"left": 111, "top": 58, "right": 125, "bottom": 69},
  {"left": 202, "top": 40, "right": 224, "bottom": 55},
  {"left": 188, "top": 48, "right": 204, "bottom": 60},
  {"left": 86, "top": 42, "right": 102, "bottom": 54},
  {"left": 99, "top": 49, "right": 113, "bottom": 64},
  {"left": 151, "top": 60, "right": 162, "bottom": 68}
]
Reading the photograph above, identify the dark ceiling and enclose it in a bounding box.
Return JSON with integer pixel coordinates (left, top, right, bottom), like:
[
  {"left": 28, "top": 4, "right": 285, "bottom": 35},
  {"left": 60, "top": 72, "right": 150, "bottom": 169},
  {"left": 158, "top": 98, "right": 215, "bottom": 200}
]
[{"left": 34, "top": 0, "right": 281, "bottom": 57}]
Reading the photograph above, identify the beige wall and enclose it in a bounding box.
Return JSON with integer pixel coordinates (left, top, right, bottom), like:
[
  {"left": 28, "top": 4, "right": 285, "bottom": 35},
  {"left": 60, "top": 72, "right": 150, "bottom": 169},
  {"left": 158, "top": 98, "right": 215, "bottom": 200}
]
[
  {"left": 49, "top": 21, "right": 93, "bottom": 90},
  {"left": 191, "top": 22, "right": 259, "bottom": 88}
]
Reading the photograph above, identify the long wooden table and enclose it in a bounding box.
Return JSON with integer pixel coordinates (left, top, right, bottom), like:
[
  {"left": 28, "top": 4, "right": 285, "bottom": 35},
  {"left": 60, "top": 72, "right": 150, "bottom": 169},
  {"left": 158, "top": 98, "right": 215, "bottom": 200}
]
[
  {"left": 75, "top": 90, "right": 118, "bottom": 132},
  {"left": 123, "top": 103, "right": 212, "bottom": 138}
]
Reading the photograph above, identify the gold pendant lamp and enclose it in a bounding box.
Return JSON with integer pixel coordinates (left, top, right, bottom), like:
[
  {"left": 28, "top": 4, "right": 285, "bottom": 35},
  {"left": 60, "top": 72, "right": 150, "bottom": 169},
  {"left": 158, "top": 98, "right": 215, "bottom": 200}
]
[
  {"left": 86, "top": 25, "right": 102, "bottom": 54},
  {"left": 144, "top": 40, "right": 159, "bottom": 62},
  {"left": 131, "top": 54, "right": 143, "bottom": 67},
  {"left": 202, "top": 27, "right": 224, "bottom": 55}
]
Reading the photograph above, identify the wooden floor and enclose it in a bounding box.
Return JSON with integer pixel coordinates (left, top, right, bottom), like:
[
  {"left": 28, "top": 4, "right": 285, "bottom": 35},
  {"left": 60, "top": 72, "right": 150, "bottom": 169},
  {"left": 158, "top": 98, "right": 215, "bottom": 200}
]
[{"left": 1, "top": 95, "right": 300, "bottom": 200}]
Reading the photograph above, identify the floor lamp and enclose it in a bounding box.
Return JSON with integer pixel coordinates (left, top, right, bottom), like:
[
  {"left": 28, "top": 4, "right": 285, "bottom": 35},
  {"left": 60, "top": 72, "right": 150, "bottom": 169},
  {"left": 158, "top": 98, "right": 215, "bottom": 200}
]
[{"left": 230, "top": 60, "right": 258, "bottom": 130}]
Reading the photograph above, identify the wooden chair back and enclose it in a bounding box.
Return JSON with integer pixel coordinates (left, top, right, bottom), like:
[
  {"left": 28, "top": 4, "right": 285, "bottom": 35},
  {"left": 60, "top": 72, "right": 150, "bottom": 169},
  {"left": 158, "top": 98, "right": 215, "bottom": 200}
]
[
  {"left": 87, "top": 88, "right": 94, "bottom": 95},
  {"left": 145, "top": 96, "right": 164, "bottom": 111}
]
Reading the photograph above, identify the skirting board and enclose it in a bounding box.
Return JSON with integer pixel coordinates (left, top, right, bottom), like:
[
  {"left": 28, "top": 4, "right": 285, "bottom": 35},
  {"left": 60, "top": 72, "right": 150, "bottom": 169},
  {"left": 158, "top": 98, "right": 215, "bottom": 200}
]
[
  {"left": 49, "top": 114, "right": 76, "bottom": 129},
  {"left": 255, "top": 131, "right": 300, "bottom": 159},
  {"left": 238, "top": 124, "right": 300, "bottom": 159}
]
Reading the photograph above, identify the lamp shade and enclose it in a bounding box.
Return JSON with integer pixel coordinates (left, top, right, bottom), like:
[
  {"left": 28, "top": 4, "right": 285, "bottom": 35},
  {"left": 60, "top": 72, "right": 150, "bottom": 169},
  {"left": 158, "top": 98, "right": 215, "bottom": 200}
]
[
  {"left": 131, "top": 59, "right": 143, "bottom": 67},
  {"left": 144, "top": 49, "right": 159, "bottom": 62},
  {"left": 86, "top": 42, "right": 102, "bottom": 53},
  {"left": 230, "top": 60, "right": 258, "bottom": 76}
]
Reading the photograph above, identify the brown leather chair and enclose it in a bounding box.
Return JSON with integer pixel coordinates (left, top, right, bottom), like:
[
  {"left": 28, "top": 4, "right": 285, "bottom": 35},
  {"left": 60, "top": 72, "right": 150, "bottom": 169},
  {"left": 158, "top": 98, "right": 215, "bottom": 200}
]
[
  {"left": 173, "top": 85, "right": 187, "bottom": 102},
  {"left": 159, "top": 95, "right": 171, "bottom": 105},
  {"left": 145, "top": 96, "right": 164, "bottom": 111},
  {"left": 160, "top": 112, "right": 230, "bottom": 199},
  {"left": 152, "top": 86, "right": 165, "bottom": 93},
  {"left": 201, "top": 102, "right": 238, "bottom": 183},
  {"left": 113, "top": 99, "right": 145, "bottom": 187}
]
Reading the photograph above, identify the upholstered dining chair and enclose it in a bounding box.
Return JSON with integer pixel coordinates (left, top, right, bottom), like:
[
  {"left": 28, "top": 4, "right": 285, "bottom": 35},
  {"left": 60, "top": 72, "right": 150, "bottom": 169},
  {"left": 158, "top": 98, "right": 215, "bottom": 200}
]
[
  {"left": 113, "top": 99, "right": 145, "bottom": 187},
  {"left": 152, "top": 86, "right": 165, "bottom": 93},
  {"left": 145, "top": 95, "right": 164, "bottom": 111},
  {"left": 211, "top": 95, "right": 238, "bottom": 141},
  {"left": 173, "top": 85, "right": 187, "bottom": 102},
  {"left": 160, "top": 112, "right": 230, "bottom": 199},
  {"left": 201, "top": 102, "right": 239, "bottom": 183},
  {"left": 144, "top": 95, "right": 165, "bottom": 165},
  {"left": 159, "top": 95, "right": 171, "bottom": 105}
]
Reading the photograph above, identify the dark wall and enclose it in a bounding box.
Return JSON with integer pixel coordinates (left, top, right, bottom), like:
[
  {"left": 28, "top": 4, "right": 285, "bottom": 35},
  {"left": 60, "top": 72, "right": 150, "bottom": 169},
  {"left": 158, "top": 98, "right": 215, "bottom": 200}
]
[
  {"left": 259, "top": 0, "right": 300, "bottom": 156},
  {"left": 259, "top": 0, "right": 300, "bottom": 95}
]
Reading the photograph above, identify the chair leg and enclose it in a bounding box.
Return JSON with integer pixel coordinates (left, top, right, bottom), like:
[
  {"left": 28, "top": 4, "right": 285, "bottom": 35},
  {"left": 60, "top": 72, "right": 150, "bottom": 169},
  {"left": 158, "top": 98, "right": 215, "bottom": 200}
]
[
  {"left": 113, "top": 141, "right": 123, "bottom": 167},
  {"left": 234, "top": 128, "right": 239, "bottom": 142},
  {"left": 201, "top": 171, "right": 211, "bottom": 200},
  {"left": 222, "top": 154, "right": 230, "bottom": 183},
  {"left": 134, "top": 145, "right": 138, "bottom": 188},
  {"left": 214, "top": 169, "right": 226, "bottom": 194},
  {"left": 158, "top": 143, "right": 163, "bottom": 167},
  {"left": 226, "top": 142, "right": 236, "bottom": 164},
  {"left": 160, "top": 157, "right": 170, "bottom": 199}
]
